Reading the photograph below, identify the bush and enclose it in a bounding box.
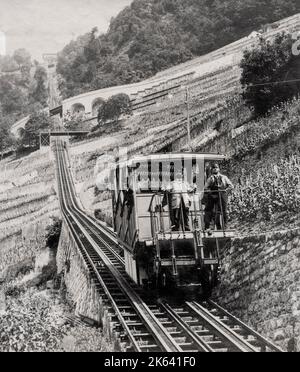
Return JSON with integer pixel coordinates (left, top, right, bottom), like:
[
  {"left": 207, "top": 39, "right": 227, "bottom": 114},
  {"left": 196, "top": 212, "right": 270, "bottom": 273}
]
[
  {"left": 19, "top": 111, "right": 52, "bottom": 149},
  {"left": 5, "top": 286, "right": 26, "bottom": 298},
  {"left": 94, "top": 209, "right": 112, "bottom": 227},
  {"left": 230, "top": 155, "right": 300, "bottom": 222},
  {"left": 232, "top": 98, "right": 300, "bottom": 158},
  {"left": 240, "top": 33, "right": 300, "bottom": 116},
  {"left": 45, "top": 217, "right": 62, "bottom": 251},
  {"left": 98, "top": 93, "right": 132, "bottom": 124}
]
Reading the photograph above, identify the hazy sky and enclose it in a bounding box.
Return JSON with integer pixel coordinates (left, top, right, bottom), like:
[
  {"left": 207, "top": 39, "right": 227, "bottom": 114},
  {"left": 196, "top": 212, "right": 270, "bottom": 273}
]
[{"left": 0, "top": 0, "right": 132, "bottom": 60}]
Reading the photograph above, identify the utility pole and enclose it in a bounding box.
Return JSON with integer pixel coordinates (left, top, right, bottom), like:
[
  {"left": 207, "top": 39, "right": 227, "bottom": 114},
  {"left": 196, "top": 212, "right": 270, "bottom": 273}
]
[{"left": 185, "top": 86, "right": 192, "bottom": 151}]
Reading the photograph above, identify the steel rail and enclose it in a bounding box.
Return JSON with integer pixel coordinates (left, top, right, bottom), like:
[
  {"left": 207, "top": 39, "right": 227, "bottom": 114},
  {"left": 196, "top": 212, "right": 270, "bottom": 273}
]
[
  {"left": 186, "top": 302, "right": 257, "bottom": 352},
  {"left": 158, "top": 302, "right": 215, "bottom": 352},
  {"left": 57, "top": 143, "right": 124, "bottom": 266},
  {"left": 55, "top": 140, "right": 181, "bottom": 352},
  {"left": 72, "top": 210, "right": 125, "bottom": 267},
  {"left": 55, "top": 142, "right": 159, "bottom": 351},
  {"left": 60, "top": 147, "right": 123, "bottom": 262},
  {"left": 207, "top": 300, "right": 284, "bottom": 352},
  {"left": 55, "top": 142, "right": 144, "bottom": 351}
]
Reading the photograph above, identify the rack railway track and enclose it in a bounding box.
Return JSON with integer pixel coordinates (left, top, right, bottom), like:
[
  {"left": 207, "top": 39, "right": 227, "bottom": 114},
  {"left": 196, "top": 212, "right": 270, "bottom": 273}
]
[
  {"left": 55, "top": 140, "right": 181, "bottom": 352},
  {"left": 53, "top": 138, "right": 283, "bottom": 353}
]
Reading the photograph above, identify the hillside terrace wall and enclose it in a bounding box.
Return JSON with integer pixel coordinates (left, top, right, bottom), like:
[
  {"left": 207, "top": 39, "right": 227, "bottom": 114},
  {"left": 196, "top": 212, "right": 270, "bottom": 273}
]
[
  {"left": 0, "top": 150, "right": 59, "bottom": 281},
  {"left": 0, "top": 207, "right": 59, "bottom": 280},
  {"left": 56, "top": 223, "right": 126, "bottom": 351},
  {"left": 215, "top": 228, "right": 300, "bottom": 352}
]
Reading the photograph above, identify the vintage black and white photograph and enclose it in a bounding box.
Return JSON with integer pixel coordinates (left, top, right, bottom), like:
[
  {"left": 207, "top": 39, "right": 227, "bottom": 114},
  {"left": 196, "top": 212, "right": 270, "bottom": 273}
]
[{"left": 0, "top": 0, "right": 300, "bottom": 355}]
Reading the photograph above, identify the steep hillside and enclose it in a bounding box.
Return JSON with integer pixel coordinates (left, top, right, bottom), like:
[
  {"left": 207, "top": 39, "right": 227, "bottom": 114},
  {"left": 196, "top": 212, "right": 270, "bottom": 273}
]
[
  {"left": 66, "top": 16, "right": 300, "bottom": 236},
  {"left": 0, "top": 150, "right": 59, "bottom": 279},
  {"left": 0, "top": 139, "right": 115, "bottom": 352},
  {"left": 68, "top": 94, "right": 300, "bottom": 235},
  {"left": 195, "top": 97, "right": 300, "bottom": 233},
  {"left": 57, "top": 0, "right": 300, "bottom": 98}
]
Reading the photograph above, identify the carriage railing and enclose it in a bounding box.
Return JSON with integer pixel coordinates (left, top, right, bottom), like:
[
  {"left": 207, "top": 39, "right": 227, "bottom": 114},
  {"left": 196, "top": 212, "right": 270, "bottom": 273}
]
[
  {"left": 148, "top": 190, "right": 228, "bottom": 236},
  {"left": 148, "top": 191, "right": 203, "bottom": 236}
]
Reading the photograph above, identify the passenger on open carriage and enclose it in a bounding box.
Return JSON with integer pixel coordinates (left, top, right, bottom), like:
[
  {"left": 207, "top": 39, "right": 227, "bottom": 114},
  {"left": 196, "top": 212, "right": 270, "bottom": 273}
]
[
  {"left": 120, "top": 176, "right": 134, "bottom": 218},
  {"left": 204, "top": 163, "right": 233, "bottom": 231},
  {"left": 163, "top": 171, "right": 196, "bottom": 231}
]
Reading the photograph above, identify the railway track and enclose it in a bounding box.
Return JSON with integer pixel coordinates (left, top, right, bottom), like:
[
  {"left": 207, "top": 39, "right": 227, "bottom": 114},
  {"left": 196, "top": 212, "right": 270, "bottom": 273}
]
[
  {"left": 55, "top": 140, "right": 181, "bottom": 352},
  {"left": 53, "top": 138, "right": 283, "bottom": 352},
  {"left": 150, "top": 300, "right": 283, "bottom": 352}
]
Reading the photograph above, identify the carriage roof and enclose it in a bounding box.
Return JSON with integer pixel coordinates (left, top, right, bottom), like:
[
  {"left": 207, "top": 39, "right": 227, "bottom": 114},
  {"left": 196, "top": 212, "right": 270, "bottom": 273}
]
[{"left": 115, "top": 153, "right": 226, "bottom": 169}]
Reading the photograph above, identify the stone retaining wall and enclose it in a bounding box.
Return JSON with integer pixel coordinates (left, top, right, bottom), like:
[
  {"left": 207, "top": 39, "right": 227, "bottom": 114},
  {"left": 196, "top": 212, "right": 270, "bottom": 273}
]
[
  {"left": 56, "top": 223, "right": 126, "bottom": 351},
  {"left": 215, "top": 228, "right": 300, "bottom": 352}
]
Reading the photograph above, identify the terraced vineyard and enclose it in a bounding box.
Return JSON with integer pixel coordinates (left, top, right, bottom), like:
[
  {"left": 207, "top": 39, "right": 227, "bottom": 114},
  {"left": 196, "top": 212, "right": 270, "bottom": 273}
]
[{"left": 0, "top": 150, "right": 59, "bottom": 274}]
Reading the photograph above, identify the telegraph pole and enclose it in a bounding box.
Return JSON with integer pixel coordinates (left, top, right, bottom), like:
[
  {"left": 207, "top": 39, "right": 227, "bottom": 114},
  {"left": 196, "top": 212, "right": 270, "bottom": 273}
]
[{"left": 185, "top": 86, "right": 192, "bottom": 151}]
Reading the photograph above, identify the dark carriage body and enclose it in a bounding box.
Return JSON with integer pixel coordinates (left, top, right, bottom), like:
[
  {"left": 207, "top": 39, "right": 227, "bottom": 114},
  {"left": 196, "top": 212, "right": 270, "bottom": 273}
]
[{"left": 111, "top": 153, "right": 234, "bottom": 295}]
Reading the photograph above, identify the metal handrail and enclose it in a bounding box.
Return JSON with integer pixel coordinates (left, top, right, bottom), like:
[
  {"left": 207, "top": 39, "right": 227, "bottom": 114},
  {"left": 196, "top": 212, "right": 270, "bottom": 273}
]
[{"left": 147, "top": 190, "right": 229, "bottom": 234}]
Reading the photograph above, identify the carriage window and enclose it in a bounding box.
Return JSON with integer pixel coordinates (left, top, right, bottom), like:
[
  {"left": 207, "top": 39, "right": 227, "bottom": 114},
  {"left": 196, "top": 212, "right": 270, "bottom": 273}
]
[{"left": 134, "top": 161, "right": 150, "bottom": 193}]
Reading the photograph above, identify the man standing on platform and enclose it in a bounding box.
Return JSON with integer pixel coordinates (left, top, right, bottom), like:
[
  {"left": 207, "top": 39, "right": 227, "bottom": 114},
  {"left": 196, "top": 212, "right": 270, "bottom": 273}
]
[{"left": 204, "top": 163, "right": 233, "bottom": 231}]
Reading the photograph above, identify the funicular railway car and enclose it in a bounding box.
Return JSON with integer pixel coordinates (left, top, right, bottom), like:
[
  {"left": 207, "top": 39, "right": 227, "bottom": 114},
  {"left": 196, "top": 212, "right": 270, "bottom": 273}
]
[{"left": 111, "top": 153, "right": 234, "bottom": 297}]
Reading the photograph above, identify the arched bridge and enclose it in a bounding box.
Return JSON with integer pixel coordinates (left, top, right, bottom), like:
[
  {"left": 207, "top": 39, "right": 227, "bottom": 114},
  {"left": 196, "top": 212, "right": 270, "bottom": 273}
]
[{"left": 62, "top": 76, "right": 179, "bottom": 118}]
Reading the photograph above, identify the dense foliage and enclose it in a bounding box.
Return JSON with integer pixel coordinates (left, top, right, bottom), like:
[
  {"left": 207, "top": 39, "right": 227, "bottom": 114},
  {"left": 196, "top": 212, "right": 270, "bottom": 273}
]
[
  {"left": 18, "top": 111, "right": 53, "bottom": 150},
  {"left": 225, "top": 97, "right": 300, "bottom": 225},
  {"left": 98, "top": 93, "right": 132, "bottom": 124},
  {"left": 45, "top": 217, "right": 62, "bottom": 251},
  {"left": 0, "top": 49, "right": 49, "bottom": 153},
  {"left": 231, "top": 155, "right": 300, "bottom": 222},
  {"left": 57, "top": 0, "right": 300, "bottom": 98},
  {"left": 241, "top": 33, "right": 300, "bottom": 116},
  {"left": 0, "top": 119, "right": 15, "bottom": 155}
]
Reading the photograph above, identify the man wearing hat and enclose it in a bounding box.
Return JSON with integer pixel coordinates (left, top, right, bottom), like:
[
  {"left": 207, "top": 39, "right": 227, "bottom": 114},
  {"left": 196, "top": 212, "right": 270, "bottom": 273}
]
[
  {"left": 166, "top": 170, "right": 195, "bottom": 231},
  {"left": 204, "top": 163, "right": 233, "bottom": 231}
]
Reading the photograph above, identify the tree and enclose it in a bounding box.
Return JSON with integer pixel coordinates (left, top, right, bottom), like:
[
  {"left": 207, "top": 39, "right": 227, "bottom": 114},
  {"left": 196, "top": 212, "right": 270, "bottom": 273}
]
[
  {"left": 0, "top": 76, "right": 27, "bottom": 116},
  {"left": 56, "top": 0, "right": 300, "bottom": 98},
  {"left": 64, "top": 116, "right": 84, "bottom": 132},
  {"left": 45, "top": 217, "right": 62, "bottom": 251},
  {"left": 0, "top": 120, "right": 15, "bottom": 154},
  {"left": 29, "top": 65, "right": 48, "bottom": 107},
  {"left": 84, "top": 27, "right": 100, "bottom": 62},
  {"left": 0, "top": 55, "right": 19, "bottom": 73},
  {"left": 21, "top": 111, "right": 52, "bottom": 148},
  {"left": 0, "top": 49, "right": 50, "bottom": 155},
  {"left": 98, "top": 94, "right": 132, "bottom": 124},
  {"left": 13, "top": 48, "right": 31, "bottom": 68},
  {"left": 240, "top": 33, "right": 300, "bottom": 116},
  {"left": 13, "top": 48, "right": 32, "bottom": 86}
]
